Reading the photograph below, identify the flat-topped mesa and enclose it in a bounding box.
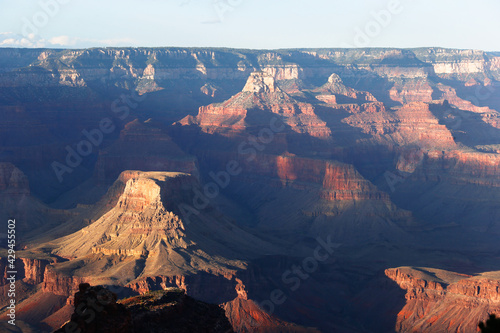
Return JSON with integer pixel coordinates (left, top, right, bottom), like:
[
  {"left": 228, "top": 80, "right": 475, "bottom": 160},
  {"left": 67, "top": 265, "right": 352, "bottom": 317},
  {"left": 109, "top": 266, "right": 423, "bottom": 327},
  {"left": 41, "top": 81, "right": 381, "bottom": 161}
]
[
  {"left": 386, "top": 267, "right": 500, "bottom": 333},
  {"left": 51, "top": 171, "right": 197, "bottom": 260},
  {"left": 116, "top": 171, "right": 191, "bottom": 212},
  {"left": 45, "top": 170, "right": 280, "bottom": 281},
  {"left": 242, "top": 71, "right": 278, "bottom": 93}
]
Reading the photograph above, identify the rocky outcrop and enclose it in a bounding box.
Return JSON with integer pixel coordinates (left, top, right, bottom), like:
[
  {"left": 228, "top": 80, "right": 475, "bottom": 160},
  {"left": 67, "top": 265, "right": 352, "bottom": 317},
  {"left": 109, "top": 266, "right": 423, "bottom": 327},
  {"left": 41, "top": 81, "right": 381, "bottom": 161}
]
[
  {"left": 50, "top": 170, "right": 279, "bottom": 265},
  {"left": 433, "top": 83, "right": 500, "bottom": 133},
  {"left": 123, "top": 287, "right": 234, "bottom": 333},
  {"left": 389, "top": 79, "right": 434, "bottom": 104},
  {"left": 124, "top": 273, "right": 239, "bottom": 305},
  {"left": 386, "top": 267, "right": 500, "bottom": 333},
  {"left": 12, "top": 169, "right": 284, "bottom": 329},
  {"left": 420, "top": 149, "right": 500, "bottom": 186},
  {"left": 179, "top": 71, "right": 332, "bottom": 138},
  {"left": 54, "top": 284, "right": 235, "bottom": 333},
  {"left": 42, "top": 265, "right": 87, "bottom": 297},
  {"left": 20, "top": 258, "right": 49, "bottom": 285},
  {"left": 344, "top": 101, "right": 457, "bottom": 149},
  {"left": 0, "top": 257, "right": 50, "bottom": 286},
  {"left": 224, "top": 297, "right": 320, "bottom": 333},
  {"left": 314, "top": 73, "right": 378, "bottom": 104},
  {"left": 55, "top": 284, "right": 132, "bottom": 333}
]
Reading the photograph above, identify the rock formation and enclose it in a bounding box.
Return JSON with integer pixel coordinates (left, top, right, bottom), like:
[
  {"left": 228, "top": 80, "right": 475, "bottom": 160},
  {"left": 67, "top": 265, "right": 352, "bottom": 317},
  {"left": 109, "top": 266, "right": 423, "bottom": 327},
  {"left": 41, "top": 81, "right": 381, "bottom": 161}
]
[
  {"left": 314, "top": 73, "right": 378, "bottom": 104},
  {"left": 41, "top": 170, "right": 282, "bottom": 287},
  {"left": 386, "top": 267, "right": 500, "bottom": 333},
  {"left": 1, "top": 47, "right": 500, "bottom": 332},
  {"left": 54, "top": 283, "right": 132, "bottom": 333},
  {"left": 54, "top": 284, "right": 235, "bottom": 333},
  {"left": 179, "top": 71, "right": 331, "bottom": 139}
]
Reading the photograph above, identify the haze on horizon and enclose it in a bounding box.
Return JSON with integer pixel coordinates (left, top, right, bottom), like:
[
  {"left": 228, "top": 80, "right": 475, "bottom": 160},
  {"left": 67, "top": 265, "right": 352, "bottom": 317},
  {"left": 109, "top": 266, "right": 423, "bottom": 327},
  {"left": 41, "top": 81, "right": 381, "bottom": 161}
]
[{"left": 0, "top": 0, "right": 499, "bottom": 51}]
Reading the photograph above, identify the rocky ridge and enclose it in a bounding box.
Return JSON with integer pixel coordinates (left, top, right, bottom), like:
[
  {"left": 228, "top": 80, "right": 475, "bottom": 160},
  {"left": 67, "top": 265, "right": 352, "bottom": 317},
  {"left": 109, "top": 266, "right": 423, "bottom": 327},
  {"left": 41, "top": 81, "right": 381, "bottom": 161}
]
[{"left": 386, "top": 267, "right": 500, "bottom": 333}]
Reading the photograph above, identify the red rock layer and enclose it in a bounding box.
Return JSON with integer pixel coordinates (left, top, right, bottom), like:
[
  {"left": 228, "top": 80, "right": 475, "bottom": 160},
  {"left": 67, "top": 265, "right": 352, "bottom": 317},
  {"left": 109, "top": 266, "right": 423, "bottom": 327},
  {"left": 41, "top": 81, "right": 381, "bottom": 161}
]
[
  {"left": 207, "top": 152, "right": 390, "bottom": 202},
  {"left": 416, "top": 150, "right": 500, "bottom": 187},
  {"left": 389, "top": 79, "right": 434, "bottom": 104},
  {"left": 125, "top": 273, "right": 239, "bottom": 304},
  {"left": 0, "top": 257, "right": 50, "bottom": 286},
  {"left": 386, "top": 267, "right": 500, "bottom": 333},
  {"left": 224, "top": 297, "right": 320, "bottom": 333},
  {"left": 345, "top": 101, "right": 457, "bottom": 149},
  {"left": 42, "top": 265, "right": 87, "bottom": 297}
]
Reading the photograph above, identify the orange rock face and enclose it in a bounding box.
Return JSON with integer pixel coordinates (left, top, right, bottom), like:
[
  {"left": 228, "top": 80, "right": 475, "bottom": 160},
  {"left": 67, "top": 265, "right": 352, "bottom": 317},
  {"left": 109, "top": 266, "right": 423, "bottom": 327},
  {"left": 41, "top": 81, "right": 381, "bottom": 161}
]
[
  {"left": 389, "top": 79, "right": 434, "bottom": 104},
  {"left": 345, "top": 101, "right": 457, "bottom": 149},
  {"left": 20, "top": 258, "right": 49, "bottom": 285},
  {"left": 224, "top": 297, "right": 320, "bottom": 333},
  {"left": 386, "top": 267, "right": 500, "bottom": 333},
  {"left": 0, "top": 257, "right": 50, "bottom": 287}
]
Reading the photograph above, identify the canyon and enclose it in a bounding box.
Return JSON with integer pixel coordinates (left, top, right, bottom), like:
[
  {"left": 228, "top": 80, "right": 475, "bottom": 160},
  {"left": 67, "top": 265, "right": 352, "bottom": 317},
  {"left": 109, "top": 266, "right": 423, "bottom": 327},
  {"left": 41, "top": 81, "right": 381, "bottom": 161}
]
[{"left": 0, "top": 47, "right": 500, "bottom": 332}]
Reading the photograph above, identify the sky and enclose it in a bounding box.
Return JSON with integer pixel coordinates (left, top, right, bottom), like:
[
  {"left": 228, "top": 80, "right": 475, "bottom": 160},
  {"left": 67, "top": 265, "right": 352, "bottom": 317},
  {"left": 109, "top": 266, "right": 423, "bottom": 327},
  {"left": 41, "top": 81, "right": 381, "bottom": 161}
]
[{"left": 0, "top": 0, "right": 499, "bottom": 51}]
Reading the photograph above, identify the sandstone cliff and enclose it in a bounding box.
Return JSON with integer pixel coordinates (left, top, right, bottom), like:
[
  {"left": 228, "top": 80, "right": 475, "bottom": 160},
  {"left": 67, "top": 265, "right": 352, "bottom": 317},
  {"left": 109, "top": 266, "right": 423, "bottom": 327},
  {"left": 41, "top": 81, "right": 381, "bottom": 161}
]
[
  {"left": 46, "top": 171, "right": 281, "bottom": 281},
  {"left": 386, "top": 267, "right": 500, "bottom": 333}
]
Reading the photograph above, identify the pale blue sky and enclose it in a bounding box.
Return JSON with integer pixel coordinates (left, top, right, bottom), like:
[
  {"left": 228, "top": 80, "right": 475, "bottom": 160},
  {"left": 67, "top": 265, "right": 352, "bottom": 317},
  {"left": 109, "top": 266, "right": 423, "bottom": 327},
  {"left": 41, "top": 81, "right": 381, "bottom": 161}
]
[{"left": 0, "top": 0, "right": 499, "bottom": 50}]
